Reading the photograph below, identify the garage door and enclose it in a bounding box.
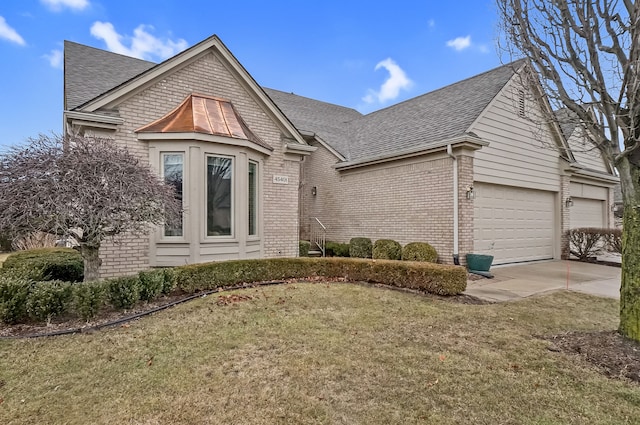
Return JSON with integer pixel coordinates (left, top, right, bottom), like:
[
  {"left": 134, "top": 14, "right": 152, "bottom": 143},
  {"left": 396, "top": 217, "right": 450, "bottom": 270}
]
[
  {"left": 474, "top": 183, "right": 555, "bottom": 265},
  {"left": 570, "top": 198, "right": 604, "bottom": 228}
]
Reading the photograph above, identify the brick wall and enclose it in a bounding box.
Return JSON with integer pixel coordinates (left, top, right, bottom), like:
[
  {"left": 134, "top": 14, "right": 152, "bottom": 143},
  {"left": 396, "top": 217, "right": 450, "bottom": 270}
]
[
  {"left": 93, "top": 51, "right": 300, "bottom": 277},
  {"left": 301, "top": 144, "right": 474, "bottom": 264}
]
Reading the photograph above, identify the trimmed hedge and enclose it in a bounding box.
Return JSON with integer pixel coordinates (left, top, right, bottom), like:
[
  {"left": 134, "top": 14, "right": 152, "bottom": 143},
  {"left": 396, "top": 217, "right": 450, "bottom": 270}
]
[
  {"left": 349, "top": 238, "right": 372, "bottom": 258},
  {"left": 0, "top": 270, "right": 32, "bottom": 324},
  {"left": 2, "top": 248, "right": 84, "bottom": 282},
  {"left": 26, "top": 280, "right": 73, "bottom": 323},
  {"left": 299, "top": 241, "right": 311, "bottom": 257},
  {"left": 107, "top": 276, "right": 140, "bottom": 309},
  {"left": 402, "top": 242, "right": 438, "bottom": 263},
  {"left": 373, "top": 239, "right": 402, "bottom": 260},
  {"left": 73, "top": 282, "right": 106, "bottom": 321},
  {"left": 175, "top": 257, "right": 466, "bottom": 296},
  {"left": 326, "top": 241, "right": 350, "bottom": 257}
]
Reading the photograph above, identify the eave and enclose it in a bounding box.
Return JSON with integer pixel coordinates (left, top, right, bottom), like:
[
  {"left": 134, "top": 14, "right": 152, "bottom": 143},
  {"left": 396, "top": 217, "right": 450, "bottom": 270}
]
[{"left": 334, "top": 135, "right": 488, "bottom": 171}]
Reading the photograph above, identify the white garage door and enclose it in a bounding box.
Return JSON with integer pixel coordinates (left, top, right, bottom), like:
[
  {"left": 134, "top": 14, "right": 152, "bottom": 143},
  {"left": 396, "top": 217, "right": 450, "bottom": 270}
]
[
  {"left": 474, "top": 183, "right": 555, "bottom": 265},
  {"left": 570, "top": 198, "right": 604, "bottom": 228}
]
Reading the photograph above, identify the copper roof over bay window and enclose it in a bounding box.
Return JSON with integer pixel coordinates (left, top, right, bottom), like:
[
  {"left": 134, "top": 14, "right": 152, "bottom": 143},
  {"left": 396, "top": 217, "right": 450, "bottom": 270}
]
[{"left": 136, "top": 93, "right": 272, "bottom": 151}]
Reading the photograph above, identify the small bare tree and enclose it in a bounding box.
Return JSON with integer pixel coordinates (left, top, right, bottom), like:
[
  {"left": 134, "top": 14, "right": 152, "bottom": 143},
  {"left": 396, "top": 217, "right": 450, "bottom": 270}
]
[
  {"left": 496, "top": 1, "right": 640, "bottom": 340},
  {"left": 0, "top": 134, "right": 181, "bottom": 281}
]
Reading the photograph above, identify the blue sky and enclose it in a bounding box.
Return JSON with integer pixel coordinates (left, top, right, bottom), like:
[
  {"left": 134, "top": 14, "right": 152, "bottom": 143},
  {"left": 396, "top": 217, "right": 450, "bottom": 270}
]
[{"left": 0, "top": 0, "right": 501, "bottom": 149}]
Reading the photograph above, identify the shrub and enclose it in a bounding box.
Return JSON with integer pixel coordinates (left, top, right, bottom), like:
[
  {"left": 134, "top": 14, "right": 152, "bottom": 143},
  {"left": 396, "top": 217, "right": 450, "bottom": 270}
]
[
  {"left": 349, "top": 238, "right": 372, "bottom": 258},
  {"left": 566, "top": 228, "right": 605, "bottom": 260},
  {"left": 11, "top": 232, "right": 57, "bottom": 251},
  {"left": 138, "top": 269, "right": 166, "bottom": 302},
  {"left": 73, "top": 282, "right": 106, "bottom": 321},
  {"left": 161, "top": 268, "right": 177, "bottom": 295},
  {"left": 107, "top": 276, "right": 140, "bottom": 309},
  {"left": 175, "top": 257, "right": 466, "bottom": 296},
  {"left": 402, "top": 242, "right": 438, "bottom": 263},
  {"left": 603, "top": 228, "right": 622, "bottom": 254},
  {"left": 2, "top": 248, "right": 84, "bottom": 282},
  {"left": 0, "top": 271, "right": 32, "bottom": 324},
  {"left": 326, "top": 241, "right": 350, "bottom": 257},
  {"left": 373, "top": 239, "right": 402, "bottom": 260},
  {"left": 26, "top": 280, "right": 73, "bottom": 324},
  {"left": 299, "top": 241, "right": 311, "bottom": 257}
]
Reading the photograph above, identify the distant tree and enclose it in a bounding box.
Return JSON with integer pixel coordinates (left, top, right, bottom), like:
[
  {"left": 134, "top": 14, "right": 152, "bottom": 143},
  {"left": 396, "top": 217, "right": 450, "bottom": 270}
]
[
  {"left": 0, "top": 134, "right": 181, "bottom": 281},
  {"left": 496, "top": 1, "right": 640, "bottom": 340}
]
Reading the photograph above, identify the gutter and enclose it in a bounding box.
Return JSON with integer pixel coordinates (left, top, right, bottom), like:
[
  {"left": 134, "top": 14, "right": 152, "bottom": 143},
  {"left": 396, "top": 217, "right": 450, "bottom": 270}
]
[
  {"left": 334, "top": 135, "right": 488, "bottom": 171},
  {"left": 446, "top": 144, "right": 460, "bottom": 266}
]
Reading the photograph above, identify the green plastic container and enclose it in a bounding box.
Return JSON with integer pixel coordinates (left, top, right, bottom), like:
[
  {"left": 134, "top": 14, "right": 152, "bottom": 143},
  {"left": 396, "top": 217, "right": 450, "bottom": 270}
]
[{"left": 466, "top": 254, "right": 494, "bottom": 272}]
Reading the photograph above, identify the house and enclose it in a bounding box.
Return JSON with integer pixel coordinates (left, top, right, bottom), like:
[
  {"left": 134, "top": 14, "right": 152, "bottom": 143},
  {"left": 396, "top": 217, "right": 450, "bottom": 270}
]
[
  {"left": 64, "top": 35, "right": 618, "bottom": 277},
  {"left": 64, "top": 36, "right": 315, "bottom": 277},
  {"left": 267, "top": 61, "right": 618, "bottom": 265}
]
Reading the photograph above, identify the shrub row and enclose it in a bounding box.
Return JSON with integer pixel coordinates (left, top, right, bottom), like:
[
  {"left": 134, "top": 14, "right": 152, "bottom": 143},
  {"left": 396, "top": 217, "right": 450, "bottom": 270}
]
[
  {"left": 1, "top": 248, "right": 84, "bottom": 282},
  {"left": 174, "top": 257, "right": 465, "bottom": 296},
  {"left": 0, "top": 268, "right": 176, "bottom": 325},
  {"left": 348, "top": 237, "right": 438, "bottom": 263},
  {"left": 565, "top": 227, "right": 621, "bottom": 261}
]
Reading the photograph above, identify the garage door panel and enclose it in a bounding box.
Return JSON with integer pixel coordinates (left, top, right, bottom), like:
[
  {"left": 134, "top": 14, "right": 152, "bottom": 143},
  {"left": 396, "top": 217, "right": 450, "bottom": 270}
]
[
  {"left": 570, "top": 198, "right": 604, "bottom": 229},
  {"left": 474, "top": 183, "right": 555, "bottom": 265}
]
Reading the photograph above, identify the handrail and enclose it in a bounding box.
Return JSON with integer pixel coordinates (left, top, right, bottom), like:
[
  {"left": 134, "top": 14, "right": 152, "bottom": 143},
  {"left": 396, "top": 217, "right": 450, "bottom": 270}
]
[{"left": 310, "top": 217, "right": 326, "bottom": 257}]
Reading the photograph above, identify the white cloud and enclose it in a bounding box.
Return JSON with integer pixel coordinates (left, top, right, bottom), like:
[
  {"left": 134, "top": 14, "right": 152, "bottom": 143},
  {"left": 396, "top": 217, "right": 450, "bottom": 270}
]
[
  {"left": 362, "top": 58, "right": 413, "bottom": 104},
  {"left": 0, "top": 16, "right": 25, "bottom": 46},
  {"left": 41, "top": 0, "right": 89, "bottom": 11},
  {"left": 446, "top": 35, "right": 472, "bottom": 51},
  {"left": 90, "top": 21, "right": 188, "bottom": 61},
  {"left": 44, "top": 49, "right": 63, "bottom": 69}
]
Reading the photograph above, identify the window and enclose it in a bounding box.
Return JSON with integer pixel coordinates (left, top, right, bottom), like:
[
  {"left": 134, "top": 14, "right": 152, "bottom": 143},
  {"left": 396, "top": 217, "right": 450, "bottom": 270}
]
[
  {"left": 206, "top": 156, "right": 233, "bottom": 236},
  {"left": 248, "top": 161, "right": 257, "bottom": 236},
  {"left": 162, "top": 153, "right": 184, "bottom": 237}
]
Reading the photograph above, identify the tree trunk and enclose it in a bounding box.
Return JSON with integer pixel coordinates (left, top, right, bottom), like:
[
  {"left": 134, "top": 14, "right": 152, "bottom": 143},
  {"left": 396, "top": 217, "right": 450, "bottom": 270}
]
[
  {"left": 79, "top": 242, "right": 102, "bottom": 282},
  {"left": 618, "top": 159, "right": 640, "bottom": 341}
]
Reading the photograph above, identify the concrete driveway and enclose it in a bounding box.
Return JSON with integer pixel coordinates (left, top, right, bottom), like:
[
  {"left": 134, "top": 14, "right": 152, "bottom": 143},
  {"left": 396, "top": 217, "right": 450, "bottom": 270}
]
[{"left": 464, "top": 260, "right": 621, "bottom": 302}]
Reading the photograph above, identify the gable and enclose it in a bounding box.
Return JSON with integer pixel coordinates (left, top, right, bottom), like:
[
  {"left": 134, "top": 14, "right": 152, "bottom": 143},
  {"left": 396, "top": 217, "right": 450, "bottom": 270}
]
[
  {"left": 68, "top": 36, "right": 306, "bottom": 147},
  {"left": 469, "top": 70, "right": 564, "bottom": 191}
]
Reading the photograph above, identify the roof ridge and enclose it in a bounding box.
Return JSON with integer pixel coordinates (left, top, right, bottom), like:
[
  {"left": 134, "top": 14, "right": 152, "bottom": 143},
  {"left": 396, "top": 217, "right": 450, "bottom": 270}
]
[{"left": 264, "top": 87, "right": 362, "bottom": 116}]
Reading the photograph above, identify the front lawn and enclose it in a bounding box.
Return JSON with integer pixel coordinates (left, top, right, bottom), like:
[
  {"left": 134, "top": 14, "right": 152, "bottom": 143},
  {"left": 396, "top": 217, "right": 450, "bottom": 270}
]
[{"left": 0, "top": 283, "right": 637, "bottom": 424}]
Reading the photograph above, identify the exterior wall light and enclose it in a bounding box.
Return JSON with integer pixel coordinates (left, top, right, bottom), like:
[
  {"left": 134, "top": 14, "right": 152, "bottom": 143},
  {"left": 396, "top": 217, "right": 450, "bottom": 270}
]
[
  {"left": 565, "top": 197, "right": 573, "bottom": 208},
  {"left": 311, "top": 186, "right": 317, "bottom": 196},
  {"left": 466, "top": 186, "right": 475, "bottom": 200}
]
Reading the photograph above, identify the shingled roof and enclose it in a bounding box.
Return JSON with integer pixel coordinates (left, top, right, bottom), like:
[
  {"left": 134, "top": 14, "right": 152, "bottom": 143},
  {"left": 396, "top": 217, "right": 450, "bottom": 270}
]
[
  {"left": 263, "top": 88, "right": 362, "bottom": 158},
  {"left": 64, "top": 39, "right": 523, "bottom": 163},
  {"left": 64, "top": 41, "right": 155, "bottom": 110},
  {"left": 265, "top": 61, "right": 525, "bottom": 162}
]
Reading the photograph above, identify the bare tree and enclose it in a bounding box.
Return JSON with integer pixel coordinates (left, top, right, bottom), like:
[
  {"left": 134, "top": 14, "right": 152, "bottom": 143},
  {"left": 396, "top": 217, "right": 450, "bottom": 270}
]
[
  {"left": 497, "top": 0, "right": 640, "bottom": 340},
  {"left": 0, "top": 134, "right": 181, "bottom": 281}
]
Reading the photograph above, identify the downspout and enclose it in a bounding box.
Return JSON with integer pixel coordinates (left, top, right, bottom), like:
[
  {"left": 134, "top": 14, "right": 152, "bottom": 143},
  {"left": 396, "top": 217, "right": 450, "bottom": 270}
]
[{"left": 446, "top": 144, "right": 460, "bottom": 265}]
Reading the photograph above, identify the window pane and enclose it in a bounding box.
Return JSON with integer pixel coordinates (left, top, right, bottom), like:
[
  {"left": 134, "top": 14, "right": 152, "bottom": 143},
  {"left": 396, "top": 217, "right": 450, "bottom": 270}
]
[
  {"left": 207, "top": 156, "right": 232, "bottom": 236},
  {"left": 248, "top": 162, "right": 257, "bottom": 236},
  {"left": 163, "top": 153, "right": 183, "bottom": 237}
]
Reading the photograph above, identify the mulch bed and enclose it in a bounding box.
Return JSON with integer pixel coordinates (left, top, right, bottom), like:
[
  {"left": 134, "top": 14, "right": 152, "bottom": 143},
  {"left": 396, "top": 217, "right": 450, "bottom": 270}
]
[{"left": 545, "top": 330, "right": 640, "bottom": 384}]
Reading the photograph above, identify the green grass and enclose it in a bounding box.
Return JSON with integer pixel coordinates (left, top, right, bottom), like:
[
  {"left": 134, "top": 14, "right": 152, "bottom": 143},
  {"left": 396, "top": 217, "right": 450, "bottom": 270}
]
[{"left": 0, "top": 283, "right": 637, "bottom": 424}]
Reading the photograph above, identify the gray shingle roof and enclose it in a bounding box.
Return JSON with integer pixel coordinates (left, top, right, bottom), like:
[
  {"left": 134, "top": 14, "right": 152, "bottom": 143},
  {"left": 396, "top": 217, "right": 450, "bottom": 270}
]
[
  {"left": 64, "top": 40, "right": 523, "bottom": 164},
  {"left": 263, "top": 88, "right": 362, "bottom": 158},
  {"left": 64, "top": 41, "right": 155, "bottom": 110},
  {"left": 347, "top": 61, "right": 524, "bottom": 161},
  {"left": 554, "top": 108, "right": 579, "bottom": 139},
  {"left": 265, "top": 61, "right": 524, "bottom": 162}
]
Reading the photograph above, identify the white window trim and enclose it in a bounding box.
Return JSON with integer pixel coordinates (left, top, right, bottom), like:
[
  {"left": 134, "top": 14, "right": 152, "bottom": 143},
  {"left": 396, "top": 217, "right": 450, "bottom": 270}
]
[{"left": 204, "top": 154, "right": 235, "bottom": 240}]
